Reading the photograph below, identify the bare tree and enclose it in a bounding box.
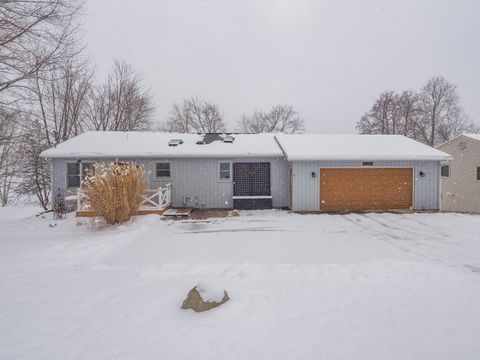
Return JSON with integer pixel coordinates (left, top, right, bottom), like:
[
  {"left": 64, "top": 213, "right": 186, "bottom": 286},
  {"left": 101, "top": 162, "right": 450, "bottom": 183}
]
[
  {"left": 86, "top": 61, "right": 154, "bottom": 131},
  {"left": 0, "top": 107, "right": 20, "bottom": 206},
  {"left": 15, "top": 119, "right": 51, "bottom": 209},
  {"left": 162, "top": 97, "right": 226, "bottom": 133},
  {"left": 357, "top": 91, "right": 400, "bottom": 135},
  {"left": 0, "top": 0, "right": 84, "bottom": 99},
  {"left": 357, "top": 76, "right": 478, "bottom": 145},
  {"left": 415, "top": 76, "right": 476, "bottom": 146},
  {"left": 238, "top": 105, "right": 304, "bottom": 134},
  {"left": 397, "top": 90, "right": 419, "bottom": 138},
  {"left": 28, "top": 56, "right": 93, "bottom": 147}
]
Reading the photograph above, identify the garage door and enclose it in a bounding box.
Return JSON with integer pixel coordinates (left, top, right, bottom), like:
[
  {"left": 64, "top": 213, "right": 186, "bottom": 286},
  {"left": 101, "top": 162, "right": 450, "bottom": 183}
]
[{"left": 320, "top": 168, "right": 413, "bottom": 212}]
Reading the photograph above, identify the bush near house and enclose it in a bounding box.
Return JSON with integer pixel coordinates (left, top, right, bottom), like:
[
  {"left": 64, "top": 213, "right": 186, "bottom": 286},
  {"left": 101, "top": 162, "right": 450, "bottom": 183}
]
[{"left": 83, "top": 163, "right": 147, "bottom": 225}]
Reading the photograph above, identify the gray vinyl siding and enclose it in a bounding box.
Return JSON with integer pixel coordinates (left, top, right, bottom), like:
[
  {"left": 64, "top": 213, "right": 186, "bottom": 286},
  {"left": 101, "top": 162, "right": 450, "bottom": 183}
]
[
  {"left": 51, "top": 156, "right": 289, "bottom": 209},
  {"left": 51, "top": 156, "right": 440, "bottom": 212},
  {"left": 290, "top": 160, "right": 441, "bottom": 211}
]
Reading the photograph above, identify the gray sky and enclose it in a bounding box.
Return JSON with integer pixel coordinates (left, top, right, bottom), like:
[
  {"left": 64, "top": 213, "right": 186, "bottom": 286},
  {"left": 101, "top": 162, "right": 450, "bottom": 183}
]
[{"left": 85, "top": 0, "right": 480, "bottom": 133}]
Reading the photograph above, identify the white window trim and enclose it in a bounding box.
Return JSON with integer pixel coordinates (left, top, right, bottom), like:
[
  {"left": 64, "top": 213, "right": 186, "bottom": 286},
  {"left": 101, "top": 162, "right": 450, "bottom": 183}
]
[
  {"left": 66, "top": 161, "right": 80, "bottom": 189},
  {"left": 66, "top": 161, "right": 95, "bottom": 189},
  {"left": 218, "top": 160, "right": 232, "bottom": 182},
  {"left": 155, "top": 161, "right": 171, "bottom": 179}
]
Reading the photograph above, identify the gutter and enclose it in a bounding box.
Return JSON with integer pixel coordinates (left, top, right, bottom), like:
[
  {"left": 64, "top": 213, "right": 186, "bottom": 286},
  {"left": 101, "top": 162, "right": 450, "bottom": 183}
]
[{"left": 286, "top": 157, "right": 452, "bottom": 161}]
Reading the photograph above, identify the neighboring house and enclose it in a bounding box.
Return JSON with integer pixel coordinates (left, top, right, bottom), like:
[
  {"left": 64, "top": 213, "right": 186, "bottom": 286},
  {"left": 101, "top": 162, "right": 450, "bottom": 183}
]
[
  {"left": 40, "top": 132, "right": 450, "bottom": 212},
  {"left": 436, "top": 134, "right": 480, "bottom": 213}
]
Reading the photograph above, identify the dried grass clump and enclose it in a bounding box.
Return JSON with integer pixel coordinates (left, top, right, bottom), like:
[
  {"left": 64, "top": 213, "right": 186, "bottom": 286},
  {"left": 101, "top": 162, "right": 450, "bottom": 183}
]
[{"left": 83, "top": 162, "right": 147, "bottom": 225}]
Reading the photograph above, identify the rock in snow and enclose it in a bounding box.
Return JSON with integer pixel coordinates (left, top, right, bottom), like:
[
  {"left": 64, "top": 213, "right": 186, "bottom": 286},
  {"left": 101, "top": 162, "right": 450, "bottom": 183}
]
[{"left": 182, "top": 283, "right": 230, "bottom": 312}]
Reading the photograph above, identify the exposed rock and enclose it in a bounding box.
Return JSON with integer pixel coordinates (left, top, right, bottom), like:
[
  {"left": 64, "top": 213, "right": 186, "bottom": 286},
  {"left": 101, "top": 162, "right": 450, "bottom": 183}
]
[{"left": 181, "top": 284, "right": 230, "bottom": 312}]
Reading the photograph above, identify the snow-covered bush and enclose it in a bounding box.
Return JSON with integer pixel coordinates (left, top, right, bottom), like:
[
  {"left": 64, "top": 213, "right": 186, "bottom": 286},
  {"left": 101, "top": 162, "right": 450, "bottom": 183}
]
[{"left": 83, "top": 163, "right": 147, "bottom": 225}]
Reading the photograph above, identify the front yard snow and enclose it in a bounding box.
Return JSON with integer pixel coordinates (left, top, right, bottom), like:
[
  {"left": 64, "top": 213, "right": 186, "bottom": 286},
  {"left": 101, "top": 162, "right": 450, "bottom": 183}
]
[{"left": 1, "top": 208, "right": 480, "bottom": 359}]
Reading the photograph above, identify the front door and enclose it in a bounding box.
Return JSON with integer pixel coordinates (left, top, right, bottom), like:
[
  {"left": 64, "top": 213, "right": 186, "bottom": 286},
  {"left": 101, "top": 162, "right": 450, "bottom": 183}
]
[{"left": 233, "top": 162, "right": 272, "bottom": 210}]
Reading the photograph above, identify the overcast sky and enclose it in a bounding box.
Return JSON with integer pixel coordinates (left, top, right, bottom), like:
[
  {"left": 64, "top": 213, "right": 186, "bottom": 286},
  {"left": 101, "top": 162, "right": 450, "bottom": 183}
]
[{"left": 85, "top": 0, "right": 480, "bottom": 133}]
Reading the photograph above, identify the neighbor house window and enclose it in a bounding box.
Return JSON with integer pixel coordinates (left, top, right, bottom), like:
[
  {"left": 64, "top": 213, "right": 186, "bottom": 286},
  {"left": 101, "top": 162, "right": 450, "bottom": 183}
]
[
  {"left": 477, "top": 167, "right": 480, "bottom": 181},
  {"left": 67, "top": 162, "right": 95, "bottom": 188},
  {"left": 219, "top": 161, "right": 231, "bottom": 180},
  {"left": 441, "top": 165, "right": 450, "bottom": 177},
  {"left": 156, "top": 162, "right": 171, "bottom": 178}
]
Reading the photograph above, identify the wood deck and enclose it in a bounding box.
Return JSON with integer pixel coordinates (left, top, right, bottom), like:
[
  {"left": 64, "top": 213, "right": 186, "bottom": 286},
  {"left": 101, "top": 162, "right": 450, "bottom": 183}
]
[{"left": 76, "top": 208, "right": 167, "bottom": 218}]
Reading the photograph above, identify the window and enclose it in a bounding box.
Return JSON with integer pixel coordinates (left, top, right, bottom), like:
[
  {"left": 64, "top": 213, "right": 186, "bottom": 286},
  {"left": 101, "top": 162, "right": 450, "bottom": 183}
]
[
  {"left": 441, "top": 165, "right": 450, "bottom": 177},
  {"left": 67, "top": 162, "right": 96, "bottom": 188},
  {"left": 477, "top": 167, "right": 480, "bottom": 181},
  {"left": 156, "top": 162, "right": 171, "bottom": 178},
  {"left": 219, "top": 161, "right": 231, "bottom": 180},
  {"left": 67, "top": 163, "right": 80, "bottom": 188}
]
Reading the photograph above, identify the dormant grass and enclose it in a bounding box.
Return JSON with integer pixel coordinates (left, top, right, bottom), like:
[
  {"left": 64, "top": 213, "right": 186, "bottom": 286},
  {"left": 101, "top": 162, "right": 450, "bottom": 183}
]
[{"left": 83, "top": 163, "right": 147, "bottom": 225}]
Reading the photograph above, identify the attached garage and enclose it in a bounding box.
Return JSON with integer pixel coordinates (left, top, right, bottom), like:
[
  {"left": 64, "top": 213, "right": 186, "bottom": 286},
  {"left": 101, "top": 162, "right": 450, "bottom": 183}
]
[
  {"left": 275, "top": 134, "right": 451, "bottom": 212},
  {"left": 319, "top": 168, "right": 413, "bottom": 211}
]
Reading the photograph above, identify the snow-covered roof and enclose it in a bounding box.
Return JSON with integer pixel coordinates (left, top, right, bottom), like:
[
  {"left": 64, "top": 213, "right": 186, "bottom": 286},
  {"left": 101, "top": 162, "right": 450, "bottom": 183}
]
[
  {"left": 40, "top": 131, "right": 451, "bottom": 161},
  {"left": 40, "top": 131, "right": 284, "bottom": 158},
  {"left": 436, "top": 133, "right": 480, "bottom": 149},
  {"left": 275, "top": 134, "right": 451, "bottom": 161},
  {"left": 463, "top": 134, "right": 480, "bottom": 142}
]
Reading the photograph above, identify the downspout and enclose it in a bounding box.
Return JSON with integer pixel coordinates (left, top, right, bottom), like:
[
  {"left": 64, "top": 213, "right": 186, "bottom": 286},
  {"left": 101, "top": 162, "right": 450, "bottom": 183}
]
[
  {"left": 438, "top": 161, "right": 442, "bottom": 212},
  {"left": 274, "top": 135, "right": 293, "bottom": 210},
  {"left": 273, "top": 135, "right": 288, "bottom": 161}
]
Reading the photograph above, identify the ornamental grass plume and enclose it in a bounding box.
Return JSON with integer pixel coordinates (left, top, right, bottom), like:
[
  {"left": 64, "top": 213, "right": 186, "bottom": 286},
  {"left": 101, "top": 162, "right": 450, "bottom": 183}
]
[{"left": 83, "top": 162, "right": 147, "bottom": 225}]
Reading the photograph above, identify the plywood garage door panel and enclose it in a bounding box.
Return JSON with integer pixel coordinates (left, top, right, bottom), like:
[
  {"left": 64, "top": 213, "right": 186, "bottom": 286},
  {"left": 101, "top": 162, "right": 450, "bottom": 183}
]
[{"left": 320, "top": 168, "right": 413, "bottom": 211}]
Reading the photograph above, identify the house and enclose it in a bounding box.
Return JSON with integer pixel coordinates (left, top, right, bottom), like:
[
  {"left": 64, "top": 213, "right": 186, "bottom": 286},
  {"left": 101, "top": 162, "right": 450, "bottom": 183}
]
[
  {"left": 436, "top": 134, "right": 480, "bottom": 213},
  {"left": 40, "top": 132, "right": 450, "bottom": 213}
]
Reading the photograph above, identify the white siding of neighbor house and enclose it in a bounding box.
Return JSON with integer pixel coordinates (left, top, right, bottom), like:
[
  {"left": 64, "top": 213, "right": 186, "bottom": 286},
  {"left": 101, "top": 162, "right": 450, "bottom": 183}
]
[
  {"left": 437, "top": 136, "right": 480, "bottom": 213},
  {"left": 51, "top": 156, "right": 289, "bottom": 209},
  {"left": 290, "top": 160, "right": 441, "bottom": 211}
]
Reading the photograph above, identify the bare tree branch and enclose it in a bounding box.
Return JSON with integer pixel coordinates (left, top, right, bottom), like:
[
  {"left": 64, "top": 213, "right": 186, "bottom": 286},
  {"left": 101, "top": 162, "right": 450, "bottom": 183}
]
[
  {"left": 238, "top": 105, "right": 304, "bottom": 134},
  {"left": 357, "top": 76, "right": 478, "bottom": 146},
  {"left": 85, "top": 60, "right": 154, "bottom": 131},
  {"left": 162, "top": 97, "right": 226, "bottom": 133}
]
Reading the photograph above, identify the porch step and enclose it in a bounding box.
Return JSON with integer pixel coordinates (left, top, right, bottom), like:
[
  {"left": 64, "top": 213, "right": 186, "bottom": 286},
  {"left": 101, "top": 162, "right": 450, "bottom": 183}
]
[{"left": 163, "top": 207, "right": 193, "bottom": 217}]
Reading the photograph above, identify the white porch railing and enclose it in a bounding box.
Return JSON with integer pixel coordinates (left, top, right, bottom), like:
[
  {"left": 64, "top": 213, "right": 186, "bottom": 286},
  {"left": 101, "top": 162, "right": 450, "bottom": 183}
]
[
  {"left": 77, "top": 183, "right": 172, "bottom": 211},
  {"left": 139, "top": 184, "right": 171, "bottom": 210}
]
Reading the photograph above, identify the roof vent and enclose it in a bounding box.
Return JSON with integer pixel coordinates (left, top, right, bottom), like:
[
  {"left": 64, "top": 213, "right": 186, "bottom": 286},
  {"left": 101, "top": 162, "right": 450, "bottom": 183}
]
[
  {"left": 168, "top": 139, "right": 183, "bottom": 147},
  {"left": 223, "top": 135, "right": 235, "bottom": 143}
]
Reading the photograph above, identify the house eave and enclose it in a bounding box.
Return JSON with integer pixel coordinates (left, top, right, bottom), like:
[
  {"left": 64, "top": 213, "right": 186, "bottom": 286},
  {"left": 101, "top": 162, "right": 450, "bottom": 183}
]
[
  {"left": 40, "top": 153, "right": 285, "bottom": 159},
  {"left": 285, "top": 156, "right": 452, "bottom": 162}
]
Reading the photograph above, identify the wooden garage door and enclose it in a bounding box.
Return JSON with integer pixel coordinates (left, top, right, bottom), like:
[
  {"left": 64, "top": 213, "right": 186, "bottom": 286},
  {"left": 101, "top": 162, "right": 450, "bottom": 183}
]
[{"left": 320, "top": 168, "right": 413, "bottom": 212}]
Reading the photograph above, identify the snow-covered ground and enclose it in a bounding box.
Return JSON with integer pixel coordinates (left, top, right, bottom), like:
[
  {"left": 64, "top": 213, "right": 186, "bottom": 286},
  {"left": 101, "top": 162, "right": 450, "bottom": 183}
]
[{"left": 1, "top": 207, "right": 480, "bottom": 360}]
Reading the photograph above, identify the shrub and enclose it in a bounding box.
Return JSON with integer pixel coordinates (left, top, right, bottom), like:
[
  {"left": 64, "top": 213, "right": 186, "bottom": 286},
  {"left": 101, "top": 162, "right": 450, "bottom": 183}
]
[
  {"left": 83, "top": 162, "right": 147, "bottom": 225},
  {"left": 53, "top": 188, "right": 66, "bottom": 220}
]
